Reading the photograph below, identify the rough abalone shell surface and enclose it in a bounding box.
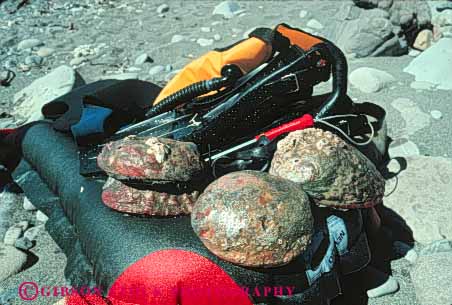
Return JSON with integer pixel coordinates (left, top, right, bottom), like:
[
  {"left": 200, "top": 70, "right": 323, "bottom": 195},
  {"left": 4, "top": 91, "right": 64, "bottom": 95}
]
[
  {"left": 102, "top": 177, "right": 199, "bottom": 216},
  {"left": 191, "top": 170, "right": 314, "bottom": 268},
  {"left": 97, "top": 136, "right": 203, "bottom": 182},
  {"left": 269, "top": 128, "right": 385, "bottom": 209}
]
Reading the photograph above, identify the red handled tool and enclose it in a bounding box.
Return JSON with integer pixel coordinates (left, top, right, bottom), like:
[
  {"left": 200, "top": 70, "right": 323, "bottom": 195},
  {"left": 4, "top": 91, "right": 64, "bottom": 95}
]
[{"left": 205, "top": 114, "right": 314, "bottom": 162}]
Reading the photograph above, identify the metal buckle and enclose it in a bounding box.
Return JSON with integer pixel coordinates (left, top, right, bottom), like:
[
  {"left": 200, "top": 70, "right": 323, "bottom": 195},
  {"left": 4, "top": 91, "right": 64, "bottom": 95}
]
[{"left": 280, "top": 73, "right": 300, "bottom": 94}]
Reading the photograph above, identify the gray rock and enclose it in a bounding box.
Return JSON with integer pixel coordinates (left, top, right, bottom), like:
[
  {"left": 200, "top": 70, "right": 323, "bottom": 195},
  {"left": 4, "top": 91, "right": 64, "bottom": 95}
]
[
  {"left": 430, "top": 110, "right": 443, "bottom": 120},
  {"left": 17, "top": 38, "right": 43, "bottom": 50},
  {"left": 411, "top": 252, "right": 452, "bottom": 305},
  {"left": 148, "top": 65, "right": 165, "bottom": 76},
  {"left": 36, "top": 47, "right": 55, "bottom": 57},
  {"left": 24, "top": 55, "right": 44, "bottom": 67},
  {"left": 156, "top": 4, "right": 169, "bottom": 14},
  {"left": 3, "top": 59, "right": 17, "bottom": 69},
  {"left": 388, "top": 138, "right": 420, "bottom": 158},
  {"left": 420, "top": 240, "right": 452, "bottom": 256},
  {"left": 435, "top": 10, "right": 452, "bottom": 26},
  {"left": 24, "top": 225, "right": 44, "bottom": 241},
  {"left": 201, "top": 27, "right": 211, "bottom": 33},
  {"left": 326, "top": 3, "right": 406, "bottom": 57},
  {"left": 384, "top": 156, "right": 452, "bottom": 243},
  {"left": 197, "top": 38, "right": 214, "bottom": 47},
  {"left": 171, "top": 34, "right": 186, "bottom": 43},
  {"left": 0, "top": 243, "right": 27, "bottom": 281},
  {"left": 12, "top": 65, "right": 78, "bottom": 123},
  {"left": 165, "top": 64, "right": 173, "bottom": 72},
  {"left": 23, "top": 197, "right": 36, "bottom": 211},
  {"left": 69, "top": 57, "right": 87, "bottom": 66},
  {"left": 213, "top": 34, "right": 222, "bottom": 41},
  {"left": 404, "top": 38, "right": 452, "bottom": 90},
  {"left": 307, "top": 19, "right": 323, "bottom": 30},
  {"left": 350, "top": 67, "right": 395, "bottom": 93},
  {"left": 212, "top": 1, "right": 241, "bottom": 19},
  {"left": 14, "top": 237, "right": 33, "bottom": 251},
  {"left": 135, "top": 53, "right": 152, "bottom": 65},
  {"left": 36, "top": 211, "right": 49, "bottom": 223},
  {"left": 0, "top": 192, "right": 19, "bottom": 238}
]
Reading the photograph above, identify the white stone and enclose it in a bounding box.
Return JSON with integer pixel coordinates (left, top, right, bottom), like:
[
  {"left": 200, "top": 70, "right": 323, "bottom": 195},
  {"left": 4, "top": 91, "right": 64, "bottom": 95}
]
[
  {"left": 384, "top": 156, "right": 452, "bottom": 243},
  {"left": 23, "top": 197, "right": 37, "bottom": 211},
  {"left": 0, "top": 243, "right": 27, "bottom": 281},
  {"left": 17, "top": 38, "right": 43, "bottom": 50},
  {"left": 197, "top": 38, "right": 214, "bottom": 47},
  {"left": 212, "top": 1, "right": 241, "bottom": 19},
  {"left": 171, "top": 34, "right": 186, "bottom": 43},
  {"left": 12, "top": 65, "right": 77, "bottom": 123},
  {"left": 69, "top": 57, "right": 86, "bottom": 66},
  {"left": 201, "top": 27, "right": 211, "bottom": 33},
  {"left": 148, "top": 65, "right": 165, "bottom": 76},
  {"left": 299, "top": 10, "right": 308, "bottom": 18},
  {"left": 431, "top": 110, "right": 443, "bottom": 119},
  {"left": 36, "top": 211, "right": 49, "bottom": 223},
  {"left": 135, "top": 53, "right": 151, "bottom": 65},
  {"left": 404, "top": 38, "right": 452, "bottom": 90},
  {"left": 307, "top": 19, "right": 323, "bottom": 30},
  {"left": 213, "top": 34, "right": 222, "bottom": 41},
  {"left": 156, "top": 4, "right": 169, "bottom": 14},
  {"left": 350, "top": 67, "right": 395, "bottom": 93}
]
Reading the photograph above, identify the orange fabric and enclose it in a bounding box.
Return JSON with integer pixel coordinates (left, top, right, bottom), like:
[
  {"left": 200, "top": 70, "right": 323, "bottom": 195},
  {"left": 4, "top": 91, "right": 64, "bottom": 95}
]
[
  {"left": 153, "top": 37, "right": 272, "bottom": 105},
  {"left": 276, "top": 24, "right": 323, "bottom": 51}
]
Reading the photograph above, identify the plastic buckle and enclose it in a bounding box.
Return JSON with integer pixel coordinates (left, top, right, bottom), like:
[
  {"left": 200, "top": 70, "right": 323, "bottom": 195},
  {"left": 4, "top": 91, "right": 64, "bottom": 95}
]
[{"left": 281, "top": 73, "right": 300, "bottom": 93}]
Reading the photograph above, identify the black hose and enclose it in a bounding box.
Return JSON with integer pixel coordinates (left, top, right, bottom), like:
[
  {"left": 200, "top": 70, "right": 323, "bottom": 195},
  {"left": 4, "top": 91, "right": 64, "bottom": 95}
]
[
  {"left": 314, "top": 40, "right": 348, "bottom": 120},
  {"left": 145, "top": 77, "right": 228, "bottom": 118}
]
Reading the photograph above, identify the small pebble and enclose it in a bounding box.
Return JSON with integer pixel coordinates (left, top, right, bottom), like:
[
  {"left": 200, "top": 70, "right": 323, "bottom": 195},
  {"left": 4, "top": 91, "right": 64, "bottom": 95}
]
[
  {"left": 14, "top": 237, "right": 33, "bottom": 251},
  {"left": 197, "top": 38, "right": 214, "bottom": 47},
  {"left": 307, "top": 19, "right": 323, "bottom": 30},
  {"left": 299, "top": 10, "right": 308, "bottom": 18},
  {"left": 23, "top": 197, "right": 36, "bottom": 211},
  {"left": 149, "top": 65, "right": 165, "bottom": 76},
  {"left": 171, "top": 34, "right": 186, "bottom": 43},
  {"left": 70, "top": 57, "right": 87, "bottom": 66},
  {"left": 156, "top": 4, "right": 169, "bottom": 14},
  {"left": 165, "top": 64, "right": 173, "bottom": 72},
  {"left": 201, "top": 27, "right": 211, "bottom": 33},
  {"left": 213, "top": 34, "right": 222, "bottom": 41},
  {"left": 430, "top": 110, "right": 443, "bottom": 120},
  {"left": 135, "top": 53, "right": 152, "bottom": 65},
  {"left": 36, "top": 47, "right": 55, "bottom": 57}
]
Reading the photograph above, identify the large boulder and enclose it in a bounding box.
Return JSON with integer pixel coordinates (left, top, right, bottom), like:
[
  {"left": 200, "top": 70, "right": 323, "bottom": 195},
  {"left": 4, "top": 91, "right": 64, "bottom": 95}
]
[
  {"left": 326, "top": 0, "right": 431, "bottom": 57},
  {"left": 12, "top": 65, "right": 81, "bottom": 124},
  {"left": 384, "top": 156, "right": 452, "bottom": 243}
]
